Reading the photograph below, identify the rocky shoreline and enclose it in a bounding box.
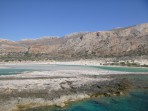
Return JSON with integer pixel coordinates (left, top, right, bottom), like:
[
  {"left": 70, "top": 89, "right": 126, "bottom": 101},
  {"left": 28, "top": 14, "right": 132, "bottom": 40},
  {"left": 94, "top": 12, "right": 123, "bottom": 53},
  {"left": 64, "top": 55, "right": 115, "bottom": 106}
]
[
  {"left": 0, "top": 77, "right": 130, "bottom": 111},
  {"left": 0, "top": 65, "right": 147, "bottom": 111}
]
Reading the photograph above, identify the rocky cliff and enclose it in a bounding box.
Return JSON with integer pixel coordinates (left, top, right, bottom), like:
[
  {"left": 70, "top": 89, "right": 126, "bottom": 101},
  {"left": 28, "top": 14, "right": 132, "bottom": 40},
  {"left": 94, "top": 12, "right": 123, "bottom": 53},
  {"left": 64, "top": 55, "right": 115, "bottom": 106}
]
[{"left": 0, "top": 23, "right": 148, "bottom": 61}]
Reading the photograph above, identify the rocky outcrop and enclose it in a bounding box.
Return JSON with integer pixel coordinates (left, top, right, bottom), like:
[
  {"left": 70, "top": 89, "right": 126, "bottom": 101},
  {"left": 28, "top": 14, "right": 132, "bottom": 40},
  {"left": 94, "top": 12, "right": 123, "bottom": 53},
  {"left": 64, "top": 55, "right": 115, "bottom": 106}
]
[
  {"left": 0, "top": 73, "right": 132, "bottom": 111},
  {"left": 0, "top": 23, "right": 148, "bottom": 61}
]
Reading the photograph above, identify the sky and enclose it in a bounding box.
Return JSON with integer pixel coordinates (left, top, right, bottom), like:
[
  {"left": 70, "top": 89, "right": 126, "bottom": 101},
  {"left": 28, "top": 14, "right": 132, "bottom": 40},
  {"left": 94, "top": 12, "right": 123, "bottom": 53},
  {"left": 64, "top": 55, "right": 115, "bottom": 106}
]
[{"left": 0, "top": 0, "right": 148, "bottom": 41}]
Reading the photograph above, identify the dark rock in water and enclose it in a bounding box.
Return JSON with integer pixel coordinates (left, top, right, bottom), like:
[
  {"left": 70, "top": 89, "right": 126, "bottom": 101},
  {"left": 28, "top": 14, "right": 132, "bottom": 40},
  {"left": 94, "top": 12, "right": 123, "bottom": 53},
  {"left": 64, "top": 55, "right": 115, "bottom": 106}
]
[
  {"left": 118, "top": 78, "right": 132, "bottom": 90},
  {"left": 89, "top": 100, "right": 103, "bottom": 106},
  {"left": 97, "top": 85, "right": 101, "bottom": 88},
  {"left": 116, "top": 91, "right": 124, "bottom": 96},
  {"left": 1, "top": 73, "right": 147, "bottom": 111},
  {"left": 104, "top": 92, "right": 112, "bottom": 97}
]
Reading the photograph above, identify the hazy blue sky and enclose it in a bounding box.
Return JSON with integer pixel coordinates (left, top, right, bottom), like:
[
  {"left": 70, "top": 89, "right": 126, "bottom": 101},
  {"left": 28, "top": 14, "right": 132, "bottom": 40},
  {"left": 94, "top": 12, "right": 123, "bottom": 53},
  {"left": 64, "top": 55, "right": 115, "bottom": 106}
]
[{"left": 0, "top": 0, "right": 148, "bottom": 40}]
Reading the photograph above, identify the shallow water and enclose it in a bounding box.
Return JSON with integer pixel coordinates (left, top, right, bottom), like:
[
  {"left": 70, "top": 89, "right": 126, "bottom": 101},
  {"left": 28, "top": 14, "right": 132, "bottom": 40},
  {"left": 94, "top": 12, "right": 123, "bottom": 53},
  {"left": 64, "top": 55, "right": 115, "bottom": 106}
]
[
  {"left": 0, "top": 64, "right": 148, "bottom": 110},
  {"left": 0, "top": 64, "right": 148, "bottom": 76},
  {"left": 25, "top": 89, "right": 148, "bottom": 111},
  {"left": 69, "top": 90, "right": 148, "bottom": 111},
  {"left": 96, "top": 66, "right": 148, "bottom": 72},
  {"left": 25, "top": 74, "right": 148, "bottom": 111},
  {"left": 0, "top": 64, "right": 90, "bottom": 75},
  {"left": 0, "top": 68, "right": 33, "bottom": 75}
]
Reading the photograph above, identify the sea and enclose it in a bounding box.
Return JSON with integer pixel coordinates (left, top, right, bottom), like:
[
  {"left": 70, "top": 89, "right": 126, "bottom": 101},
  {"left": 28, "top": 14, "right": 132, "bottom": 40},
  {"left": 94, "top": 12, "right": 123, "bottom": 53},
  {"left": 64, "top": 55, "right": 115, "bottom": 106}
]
[
  {"left": 0, "top": 64, "right": 148, "bottom": 111},
  {"left": 28, "top": 89, "right": 148, "bottom": 111}
]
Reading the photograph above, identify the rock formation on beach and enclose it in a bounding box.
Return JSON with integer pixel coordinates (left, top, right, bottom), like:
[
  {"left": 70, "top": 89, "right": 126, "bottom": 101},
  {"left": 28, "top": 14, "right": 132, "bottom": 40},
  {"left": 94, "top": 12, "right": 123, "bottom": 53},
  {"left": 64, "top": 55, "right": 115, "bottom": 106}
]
[
  {"left": 0, "top": 69, "right": 136, "bottom": 111},
  {"left": 0, "top": 23, "right": 148, "bottom": 61}
]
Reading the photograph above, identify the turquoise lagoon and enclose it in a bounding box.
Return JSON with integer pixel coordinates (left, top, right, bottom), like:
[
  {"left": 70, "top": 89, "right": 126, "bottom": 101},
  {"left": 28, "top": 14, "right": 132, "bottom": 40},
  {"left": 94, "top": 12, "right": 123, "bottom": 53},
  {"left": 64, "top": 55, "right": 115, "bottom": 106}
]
[
  {"left": 23, "top": 65, "right": 147, "bottom": 111},
  {"left": 27, "top": 89, "right": 148, "bottom": 111},
  {"left": 0, "top": 64, "right": 148, "bottom": 111},
  {"left": 96, "top": 66, "right": 148, "bottom": 72},
  {"left": 0, "top": 64, "right": 148, "bottom": 76},
  {"left": 0, "top": 64, "right": 86, "bottom": 75}
]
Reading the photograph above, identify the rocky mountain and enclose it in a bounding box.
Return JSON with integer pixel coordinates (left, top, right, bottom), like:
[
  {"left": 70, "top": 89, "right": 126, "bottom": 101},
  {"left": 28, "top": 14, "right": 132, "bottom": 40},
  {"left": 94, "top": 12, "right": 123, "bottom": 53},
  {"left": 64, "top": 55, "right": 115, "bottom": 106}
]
[{"left": 0, "top": 23, "right": 148, "bottom": 61}]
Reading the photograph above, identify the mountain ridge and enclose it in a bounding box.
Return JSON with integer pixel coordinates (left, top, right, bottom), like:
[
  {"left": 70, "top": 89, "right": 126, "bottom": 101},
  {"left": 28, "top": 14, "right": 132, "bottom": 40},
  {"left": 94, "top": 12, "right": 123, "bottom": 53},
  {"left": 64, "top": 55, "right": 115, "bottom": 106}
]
[{"left": 0, "top": 23, "right": 148, "bottom": 61}]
